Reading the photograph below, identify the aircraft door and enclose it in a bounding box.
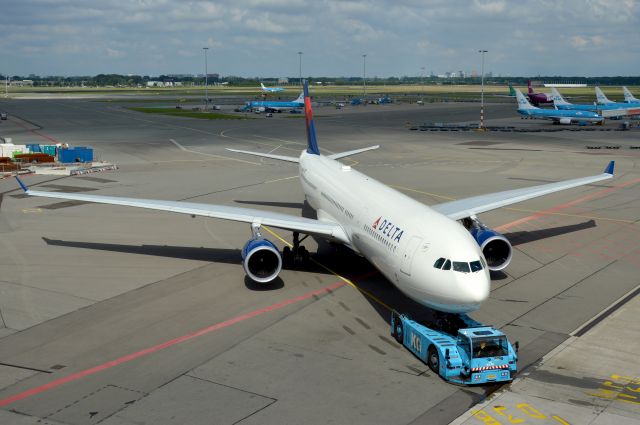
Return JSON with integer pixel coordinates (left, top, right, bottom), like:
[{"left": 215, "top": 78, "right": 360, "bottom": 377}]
[{"left": 400, "top": 236, "right": 423, "bottom": 276}]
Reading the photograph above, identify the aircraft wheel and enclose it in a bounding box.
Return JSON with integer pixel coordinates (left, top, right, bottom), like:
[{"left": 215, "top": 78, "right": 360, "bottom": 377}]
[
  {"left": 428, "top": 346, "right": 440, "bottom": 373},
  {"left": 299, "top": 246, "right": 310, "bottom": 264},
  {"left": 283, "top": 246, "right": 293, "bottom": 266},
  {"left": 393, "top": 316, "right": 403, "bottom": 344}
]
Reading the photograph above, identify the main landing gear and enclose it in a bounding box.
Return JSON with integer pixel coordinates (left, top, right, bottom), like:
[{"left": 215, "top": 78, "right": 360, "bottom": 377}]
[{"left": 282, "top": 231, "right": 310, "bottom": 266}]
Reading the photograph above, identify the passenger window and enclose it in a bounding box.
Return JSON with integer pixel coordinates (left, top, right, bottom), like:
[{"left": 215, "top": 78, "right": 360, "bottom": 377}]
[
  {"left": 442, "top": 259, "right": 451, "bottom": 270},
  {"left": 470, "top": 261, "right": 483, "bottom": 272},
  {"left": 453, "top": 261, "right": 470, "bottom": 273},
  {"left": 433, "top": 258, "right": 445, "bottom": 269}
]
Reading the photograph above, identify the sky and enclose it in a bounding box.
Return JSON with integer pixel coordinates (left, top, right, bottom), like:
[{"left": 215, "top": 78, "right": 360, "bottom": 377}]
[{"left": 1, "top": 0, "right": 638, "bottom": 78}]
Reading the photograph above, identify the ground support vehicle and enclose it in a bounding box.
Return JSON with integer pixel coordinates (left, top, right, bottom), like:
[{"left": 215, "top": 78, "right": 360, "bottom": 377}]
[{"left": 391, "top": 311, "right": 518, "bottom": 384}]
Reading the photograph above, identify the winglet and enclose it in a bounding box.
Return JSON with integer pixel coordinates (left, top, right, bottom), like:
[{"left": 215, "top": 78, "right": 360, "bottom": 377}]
[
  {"left": 604, "top": 160, "right": 615, "bottom": 175},
  {"left": 15, "top": 176, "right": 29, "bottom": 193},
  {"left": 303, "top": 80, "right": 320, "bottom": 155}
]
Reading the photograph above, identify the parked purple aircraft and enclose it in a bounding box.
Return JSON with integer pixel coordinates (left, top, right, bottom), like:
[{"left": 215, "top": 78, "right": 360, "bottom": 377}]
[{"left": 527, "top": 80, "right": 553, "bottom": 106}]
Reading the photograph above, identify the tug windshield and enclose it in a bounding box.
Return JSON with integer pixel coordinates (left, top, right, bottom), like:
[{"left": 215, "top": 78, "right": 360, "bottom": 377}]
[{"left": 471, "top": 336, "right": 508, "bottom": 358}]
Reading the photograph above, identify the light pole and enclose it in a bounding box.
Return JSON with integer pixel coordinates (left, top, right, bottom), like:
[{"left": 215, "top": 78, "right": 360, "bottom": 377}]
[
  {"left": 420, "top": 66, "right": 425, "bottom": 102},
  {"left": 362, "top": 54, "right": 367, "bottom": 98},
  {"left": 479, "top": 49, "right": 488, "bottom": 129},
  {"left": 298, "top": 51, "right": 303, "bottom": 87},
  {"left": 203, "top": 47, "right": 209, "bottom": 110}
]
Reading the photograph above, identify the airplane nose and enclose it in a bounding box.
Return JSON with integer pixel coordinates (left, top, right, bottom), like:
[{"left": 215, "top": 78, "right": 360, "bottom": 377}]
[{"left": 461, "top": 273, "right": 490, "bottom": 304}]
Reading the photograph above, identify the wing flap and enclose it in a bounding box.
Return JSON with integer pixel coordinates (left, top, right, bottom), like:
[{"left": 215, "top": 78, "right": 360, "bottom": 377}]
[{"left": 432, "top": 162, "right": 614, "bottom": 220}]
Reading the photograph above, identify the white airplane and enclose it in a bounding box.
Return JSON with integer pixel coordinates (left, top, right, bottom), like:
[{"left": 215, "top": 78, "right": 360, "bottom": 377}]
[
  {"left": 15, "top": 81, "right": 615, "bottom": 314},
  {"left": 260, "top": 82, "right": 284, "bottom": 93}
]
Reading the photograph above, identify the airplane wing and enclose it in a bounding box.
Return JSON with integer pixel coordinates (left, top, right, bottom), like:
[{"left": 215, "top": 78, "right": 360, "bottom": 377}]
[
  {"left": 431, "top": 161, "right": 614, "bottom": 220},
  {"left": 15, "top": 177, "right": 349, "bottom": 243},
  {"left": 328, "top": 145, "right": 379, "bottom": 160}
]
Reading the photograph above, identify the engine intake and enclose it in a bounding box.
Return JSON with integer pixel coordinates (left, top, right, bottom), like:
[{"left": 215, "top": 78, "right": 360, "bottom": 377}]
[
  {"left": 241, "top": 238, "right": 282, "bottom": 283},
  {"left": 469, "top": 227, "right": 513, "bottom": 271}
]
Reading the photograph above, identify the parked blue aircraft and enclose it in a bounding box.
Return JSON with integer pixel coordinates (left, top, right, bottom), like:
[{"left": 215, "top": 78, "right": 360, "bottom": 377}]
[
  {"left": 515, "top": 89, "right": 603, "bottom": 125},
  {"left": 242, "top": 92, "right": 304, "bottom": 112},
  {"left": 551, "top": 88, "right": 640, "bottom": 118},
  {"left": 260, "top": 83, "right": 285, "bottom": 93}
]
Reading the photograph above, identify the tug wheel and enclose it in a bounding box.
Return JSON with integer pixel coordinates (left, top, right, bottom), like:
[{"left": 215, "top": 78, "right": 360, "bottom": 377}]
[{"left": 428, "top": 346, "right": 440, "bottom": 373}]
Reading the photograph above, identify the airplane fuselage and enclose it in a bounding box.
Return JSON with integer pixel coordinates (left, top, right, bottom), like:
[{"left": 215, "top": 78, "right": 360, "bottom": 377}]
[
  {"left": 298, "top": 151, "right": 490, "bottom": 313},
  {"left": 247, "top": 101, "right": 303, "bottom": 111},
  {"left": 517, "top": 108, "right": 603, "bottom": 123}
]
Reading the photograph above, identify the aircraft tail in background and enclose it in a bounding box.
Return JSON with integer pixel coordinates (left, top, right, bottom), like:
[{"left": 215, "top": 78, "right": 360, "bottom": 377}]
[
  {"left": 515, "top": 89, "right": 537, "bottom": 110},
  {"left": 550, "top": 87, "right": 571, "bottom": 106},
  {"left": 595, "top": 87, "right": 614, "bottom": 105},
  {"left": 623, "top": 86, "right": 639, "bottom": 103},
  {"left": 527, "top": 80, "right": 534, "bottom": 94}
]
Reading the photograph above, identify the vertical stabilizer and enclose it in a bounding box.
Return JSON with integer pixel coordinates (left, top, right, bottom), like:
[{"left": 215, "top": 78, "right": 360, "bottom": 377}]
[
  {"left": 515, "top": 89, "right": 537, "bottom": 110},
  {"left": 623, "top": 86, "right": 639, "bottom": 103},
  {"left": 595, "top": 87, "right": 614, "bottom": 105},
  {"left": 294, "top": 92, "right": 304, "bottom": 103},
  {"left": 508, "top": 85, "right": 516, "bottom": 97},
  {"left": 303, "top": 80, "right": 320, "bottom": 155},
  {"left": 550, "top": 87, "right": 571, "bottom": 105},
  {"left": 527, "top": 80, "right": 534, "bottom": 94}
]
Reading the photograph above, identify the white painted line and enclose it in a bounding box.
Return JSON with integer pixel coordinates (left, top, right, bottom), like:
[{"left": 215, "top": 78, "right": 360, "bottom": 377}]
[{"left": 169, "top": 139, "right": 259, "bottom": 165}]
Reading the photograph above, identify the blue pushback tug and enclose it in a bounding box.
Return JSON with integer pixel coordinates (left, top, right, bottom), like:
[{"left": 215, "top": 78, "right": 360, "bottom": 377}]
[{"left": 391, "top": 311, "right": 518, "bottom": 384}]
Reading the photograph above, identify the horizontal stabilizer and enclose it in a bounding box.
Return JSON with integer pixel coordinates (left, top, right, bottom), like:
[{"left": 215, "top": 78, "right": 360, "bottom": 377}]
[
  {"left": 328, "top": 145, "right": 380, "bottom": 160},
  {"left": 226, "top": 148, "right": 299, "bottom": 163}
]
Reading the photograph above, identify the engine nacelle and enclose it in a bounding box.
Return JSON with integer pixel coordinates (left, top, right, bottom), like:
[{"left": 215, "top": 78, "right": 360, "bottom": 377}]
[
  {"left": 241, "top": 238, "right": 282, "bottom": 283},
  {"left": 559, "top": 117, "right": 572, "bottom": 125},
  {"left": 470, "top": 227, "right": 513, "bottom": 271}
]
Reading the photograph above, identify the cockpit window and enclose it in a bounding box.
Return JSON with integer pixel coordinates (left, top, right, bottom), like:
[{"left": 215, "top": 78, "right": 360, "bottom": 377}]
[
  {"left": 470, "top": 260, "right": 483, "bottom": 272},
  {"left": 433, "top": 258, "right": 445, "bottom": 269},
  {"left": 442, "top": 259, "right": 451, "bottom": 270},
  {"left": 452, "top": 261, "right": 470, "bottom": 273}
]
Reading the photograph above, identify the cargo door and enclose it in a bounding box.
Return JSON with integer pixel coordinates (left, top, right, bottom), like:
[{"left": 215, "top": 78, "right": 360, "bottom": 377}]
[{"left": 400, "top": 236, "right": 422, "bottom": 275}]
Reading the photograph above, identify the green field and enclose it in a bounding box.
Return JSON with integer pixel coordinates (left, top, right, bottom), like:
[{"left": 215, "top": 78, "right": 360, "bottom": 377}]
[
  {"left": 5, "top": 84, "right": 638, "bottom": 102},
  {"left": 128, "top": 107, "right": 248, "bottom": 120}
]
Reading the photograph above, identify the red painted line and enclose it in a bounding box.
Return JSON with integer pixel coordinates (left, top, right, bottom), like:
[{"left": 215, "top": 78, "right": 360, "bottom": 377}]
[
  {"left": 0, "top": 272, "right": 375, "bottom": 408},
  {"left": 495, "top": 177, "right": 640, "bottom": 232},
  {"left": 11, "top": 117, "right": 62, "bottom": 144}
]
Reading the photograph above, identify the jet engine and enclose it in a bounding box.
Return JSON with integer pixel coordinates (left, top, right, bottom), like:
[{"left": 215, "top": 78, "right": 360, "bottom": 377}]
[
  {"left": 241, "top": 238, "right": 282, "bottom": 283},
  {"left": 470, "top": 227, "right": 512, "bottom": 271},
  {"left": 461, "top": 217, "right": 512, "bottom": 271},
  {"left": 559, "top": 117, "right": 572, "bottom": 125}
]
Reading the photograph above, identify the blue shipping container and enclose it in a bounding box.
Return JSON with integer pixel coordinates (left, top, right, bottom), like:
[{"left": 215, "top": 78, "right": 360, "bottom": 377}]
[
  {"left": 41, "top": 145, "right": 56, "bottom": 156},
  {"left": 58, "top": 147, "right": 94, "bottom": 163}
]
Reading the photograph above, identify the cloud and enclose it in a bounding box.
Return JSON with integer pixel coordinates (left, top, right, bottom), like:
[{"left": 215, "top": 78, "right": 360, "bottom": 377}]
[
  {"left": 0, "top": 0, "right": 638, "bottom": 76},
  {"left": 473, "top": 0, "right": 506, "bottom": 14},
  {"left": 106, "top": 47, "right": 125, "bottom": 58}
]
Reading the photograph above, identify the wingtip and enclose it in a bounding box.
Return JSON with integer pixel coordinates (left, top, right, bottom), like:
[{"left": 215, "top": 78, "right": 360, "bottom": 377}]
[
  {"left": 604, "top": 160, "right": 615, "bottom": 175},
  {"left": 15, "top": 176, "right": 29, "bottom": 193}
]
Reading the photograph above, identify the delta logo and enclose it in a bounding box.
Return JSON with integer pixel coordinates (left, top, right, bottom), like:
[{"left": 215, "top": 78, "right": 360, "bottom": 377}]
[{"left": 372, "top": 216, "right": 404, "bottom": 243}]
